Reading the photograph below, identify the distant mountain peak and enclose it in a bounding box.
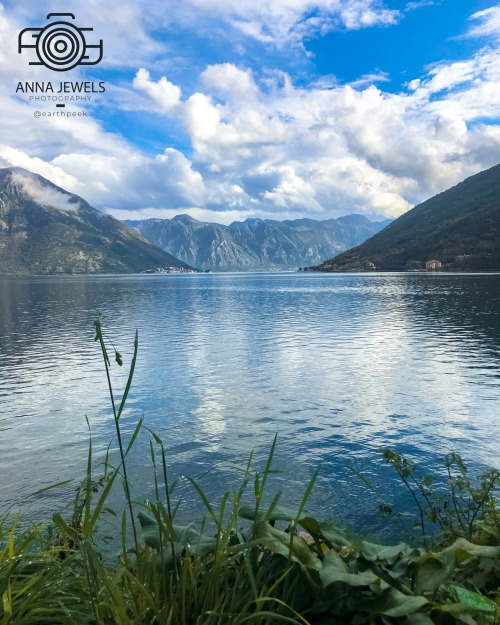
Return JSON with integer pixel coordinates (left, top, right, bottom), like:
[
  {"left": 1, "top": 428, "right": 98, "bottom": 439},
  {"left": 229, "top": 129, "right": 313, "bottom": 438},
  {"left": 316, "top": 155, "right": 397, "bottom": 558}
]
[
  {"left": 335, "top": 214, "right": 371, "bottom": 225},
  {"left": 172, "top": 213, "right": 201, "bottom": 224}
]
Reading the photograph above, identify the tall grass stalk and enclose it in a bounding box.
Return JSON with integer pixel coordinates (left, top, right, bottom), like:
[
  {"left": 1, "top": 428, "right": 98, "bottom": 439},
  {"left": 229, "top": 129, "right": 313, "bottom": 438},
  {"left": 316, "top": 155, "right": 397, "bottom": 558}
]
[{"left": 93, "top": 316, "right": 139, "bottom": 556}]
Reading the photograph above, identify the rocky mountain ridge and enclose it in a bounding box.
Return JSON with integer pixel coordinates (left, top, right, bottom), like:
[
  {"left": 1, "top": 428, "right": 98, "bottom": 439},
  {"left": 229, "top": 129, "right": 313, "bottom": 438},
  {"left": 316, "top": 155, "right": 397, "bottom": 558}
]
[
  {"left": 0, "top": 167, "right": 193, "bottom": 275},
  {"left": 125, "top": 213, "right": 391, "bottom": 271}
]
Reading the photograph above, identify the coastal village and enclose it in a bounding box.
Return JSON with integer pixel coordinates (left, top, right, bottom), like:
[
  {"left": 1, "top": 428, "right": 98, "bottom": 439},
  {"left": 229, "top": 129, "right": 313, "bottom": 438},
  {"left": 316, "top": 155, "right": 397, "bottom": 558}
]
[
  {"left": 153, "top": 266, "right": 198, "bottom": 274},
  {"left": 304, "top": 258, "right": 445, "bottom": 272}
]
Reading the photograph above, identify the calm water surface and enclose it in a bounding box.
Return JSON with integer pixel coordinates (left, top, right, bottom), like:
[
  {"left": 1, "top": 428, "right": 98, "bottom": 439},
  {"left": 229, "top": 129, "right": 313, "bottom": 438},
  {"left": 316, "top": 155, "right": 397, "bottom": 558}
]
[{"left": 1, "top": 272, "right": 500, "bottom": 536}]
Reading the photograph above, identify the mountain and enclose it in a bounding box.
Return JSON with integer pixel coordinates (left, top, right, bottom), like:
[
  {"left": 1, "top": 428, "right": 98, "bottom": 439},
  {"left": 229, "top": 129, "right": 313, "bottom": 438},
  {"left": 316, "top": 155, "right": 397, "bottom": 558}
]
[
  {"left": 124, "top": 214, "right": 391, "bottom": 272},
  {"left": 309, "top": 164, "right": 500, "bottom": 272},
  {"left": 0, "top": 167, "right": 194, "bottom": 275}
]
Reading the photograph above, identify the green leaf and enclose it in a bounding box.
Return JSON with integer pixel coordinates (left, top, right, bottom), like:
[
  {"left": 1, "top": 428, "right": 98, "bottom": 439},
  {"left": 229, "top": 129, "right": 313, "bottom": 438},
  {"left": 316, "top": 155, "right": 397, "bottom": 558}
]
[
  {"left": 319, "top": 521, "right": 352, "bottom": 547},
  {"left": 138, "top": 512, "right": 217, "bottom": 556},
  {"left": 320, "top": 551, "right": 379, "bottom": 587},
  {"left": 298, "top": 516, "right": 322, "bottom": 537},
  {"left": 451, "top": 586, "right": 497, "bottom": 620},
  {"left": 238, "top": 504, "right": 309, "bottom": 523},
  {"left": 374, "top": 588, "right": 428, "bottom": 618},
  {"left": 116, "top": 329, "right": 138, "bottom": 420},
  {"left": 414, "top": 552, "right": 454, "bottom": 595},
  {"left": 27, "top": 479, "right": 74, "bottom": 497},
  {"left": 360, "top": 541, "right": 417, "bottom": 567},
  {"left": 126, "top": 417, "right": 144, "bottom": 455},
  {"left": 444, "top": 538, "right": 500, "bottom": 562},
  {"left": 413, "top": 538, "right": 500, "bottom": 597},
  {"left": 156, "top": 542, "right": 183, "bottom": 570},
  {"left": 345, "top": 465, "right": 376, "bottom": 492},
  {"left": 187, "top": 477, "right": 218, "bottom": 525},
  {"left": 404, "top": 615, "right": 435, "bottom": 625},
  {"left": 253, "top": 520, "right": 322, "bottom": 571}
]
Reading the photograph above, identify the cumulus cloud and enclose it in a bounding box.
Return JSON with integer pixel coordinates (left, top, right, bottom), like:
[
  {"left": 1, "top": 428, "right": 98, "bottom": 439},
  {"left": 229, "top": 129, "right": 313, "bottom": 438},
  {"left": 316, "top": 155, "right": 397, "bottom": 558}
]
[
  {"left": 5, "top": 42, "right": 500, "bottom": 221},
  {"left": 129, "top": 50, "right": 500, "bottom": 218},
  {"left": 2, "top": 1, "right": 500, "bottom": 223},
  {"left": 201, "top": 64, "right": 258, "bottom": 98},
  {"left": 0, "top": 145, "right": 206, "bottom": 215},
  {"left": 262, "top": 165, "right": 323, "bottom": 211},
  {"left": 0, "top": 146, "right": 79, "bottom": 190},
  {"left": 132, "top": 69, "right": 182, "bottom": 112},
  {"left": 52, "top": 149, "right": 206, "bottom": 211}
]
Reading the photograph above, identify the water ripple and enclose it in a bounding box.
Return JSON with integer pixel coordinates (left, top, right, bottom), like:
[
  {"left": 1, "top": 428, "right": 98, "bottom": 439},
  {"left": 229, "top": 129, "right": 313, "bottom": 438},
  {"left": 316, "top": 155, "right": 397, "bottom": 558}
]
[{"left": 1, "top": 272, "right": 500, "bottom": 534}]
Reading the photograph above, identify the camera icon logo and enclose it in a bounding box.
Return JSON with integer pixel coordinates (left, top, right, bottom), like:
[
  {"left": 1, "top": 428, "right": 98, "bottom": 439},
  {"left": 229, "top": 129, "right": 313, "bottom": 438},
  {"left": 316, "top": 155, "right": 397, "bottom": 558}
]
[{"left": 18, "top": 13, "right": 103, "bottom": 72}]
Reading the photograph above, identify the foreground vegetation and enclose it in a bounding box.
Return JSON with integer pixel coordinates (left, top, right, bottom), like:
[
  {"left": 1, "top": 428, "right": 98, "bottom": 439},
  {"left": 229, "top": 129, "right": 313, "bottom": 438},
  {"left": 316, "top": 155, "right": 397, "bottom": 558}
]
[{"left": 1, "top": 322, "right": 500, "bottom": 624}]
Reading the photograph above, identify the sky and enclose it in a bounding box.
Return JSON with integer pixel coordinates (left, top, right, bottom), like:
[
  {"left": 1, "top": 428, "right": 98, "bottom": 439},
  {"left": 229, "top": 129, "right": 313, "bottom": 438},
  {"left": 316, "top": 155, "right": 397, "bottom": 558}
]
[{"left": 1, "top": 0, "right": 500, "bottom": 224}]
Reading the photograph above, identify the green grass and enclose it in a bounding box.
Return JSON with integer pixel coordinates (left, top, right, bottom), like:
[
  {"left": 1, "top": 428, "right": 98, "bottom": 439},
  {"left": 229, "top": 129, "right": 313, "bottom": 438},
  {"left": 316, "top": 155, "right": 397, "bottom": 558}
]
[{"left": 1, "top": 321, "right": 500, "bottom": 624}]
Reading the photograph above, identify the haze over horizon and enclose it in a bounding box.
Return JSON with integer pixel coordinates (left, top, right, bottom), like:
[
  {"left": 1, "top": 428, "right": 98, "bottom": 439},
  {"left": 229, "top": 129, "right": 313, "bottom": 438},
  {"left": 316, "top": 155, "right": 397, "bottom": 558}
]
[{"left": 1, "top": 0, "right": 500, "bottom": 225}]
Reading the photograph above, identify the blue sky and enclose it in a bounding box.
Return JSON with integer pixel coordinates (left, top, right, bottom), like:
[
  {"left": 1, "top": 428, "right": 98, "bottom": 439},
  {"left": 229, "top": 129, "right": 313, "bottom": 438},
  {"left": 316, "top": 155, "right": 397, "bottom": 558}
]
[{"left": 1, "top": 0, "right": 500, "bottom": 223}]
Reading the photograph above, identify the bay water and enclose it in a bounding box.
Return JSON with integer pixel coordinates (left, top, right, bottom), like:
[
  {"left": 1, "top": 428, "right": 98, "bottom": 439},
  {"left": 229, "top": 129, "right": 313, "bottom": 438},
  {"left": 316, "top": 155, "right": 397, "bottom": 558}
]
[{"left": 1, "top": 272, "right": 500, "bottom": 536}]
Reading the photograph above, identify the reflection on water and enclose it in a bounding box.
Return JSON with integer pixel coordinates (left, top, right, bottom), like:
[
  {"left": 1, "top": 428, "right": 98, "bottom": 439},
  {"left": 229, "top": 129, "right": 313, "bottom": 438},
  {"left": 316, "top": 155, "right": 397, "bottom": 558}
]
[{"left": 1, "top": 272, "right": 500, "bottom": 534}]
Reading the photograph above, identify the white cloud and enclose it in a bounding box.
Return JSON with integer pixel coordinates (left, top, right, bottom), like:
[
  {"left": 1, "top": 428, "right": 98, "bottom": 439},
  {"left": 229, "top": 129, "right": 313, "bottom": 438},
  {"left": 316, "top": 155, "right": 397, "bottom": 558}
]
[
  {"left": 183, "top": 0, "right": 400, "bottom": 46},
  {"left": 417, "top": 50, "right": 500, "bottom": 121},
  {"left": 5, "top": 41, "right": 500, "bottom": 221},
  {"left": 0, "top": 146, "right": 79, "bottom": 190},
  {"left": 263, "top": 165, "right": 323, "bottom": 211},
  {"left": 132, "top": 69, "right": 182, "bottom": 112},
  {"left": 3, "top": 0, "right": 402, "bottom": 77},
  {"left": 405, "top": 1, "right": 435, "bottom": 11},
  {"left": 10, "top": 170, "right": 81, "bottom": 212},
  {"left": 0, "top": 145, "right": 206, "bottom": 213},
  {"left": 130, "top": 52, "right": 500, "bottom": 218},
  {"left": 425, "top": 61, "right": 476, "bottom": 94},
  {"left": 466, "top": 4, "right": 500, "bottom": 41},
  {"left": 348, "top": 70, "right": 391, "bottom": 88},
  {"left": 183, "top": 93, "right": 223, "bottom": 144},
  {"left": 51, "top": 148, "right": 206, "bottom": 210},
  {"left": 2, "top": 2, "right": 500, "bottom": 223},
  {"left": 201, "top": 63, "right": 258, "bottom": 98}
]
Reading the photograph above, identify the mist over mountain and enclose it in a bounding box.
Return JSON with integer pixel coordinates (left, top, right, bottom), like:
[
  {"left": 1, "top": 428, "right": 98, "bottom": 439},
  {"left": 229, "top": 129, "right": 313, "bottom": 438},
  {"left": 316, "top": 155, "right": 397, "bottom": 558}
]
[
  {"left": 0, "top": 168, "right": 192, "bottom": 275},
  {"left": 310, "top": 164, "right": 500, "bottom": 272},
  {"left": 125, "top": 214, "right": 391, "bottom": 271}
]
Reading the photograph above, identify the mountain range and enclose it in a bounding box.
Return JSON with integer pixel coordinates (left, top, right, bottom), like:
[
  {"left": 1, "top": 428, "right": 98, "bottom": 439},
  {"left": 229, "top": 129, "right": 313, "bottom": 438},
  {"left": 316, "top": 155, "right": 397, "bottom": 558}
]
[
  {"left": 125, "top": 214, "right": 391, "bottom": 272},
  {"left": 308, "top": 164, "right": 500, "bottom": 272},
  {"left": 0, "top": 167, "right": 193, "bottom": 275},
  {"left": 5, "top": 163, "right": 499, "bottom": 276}
]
